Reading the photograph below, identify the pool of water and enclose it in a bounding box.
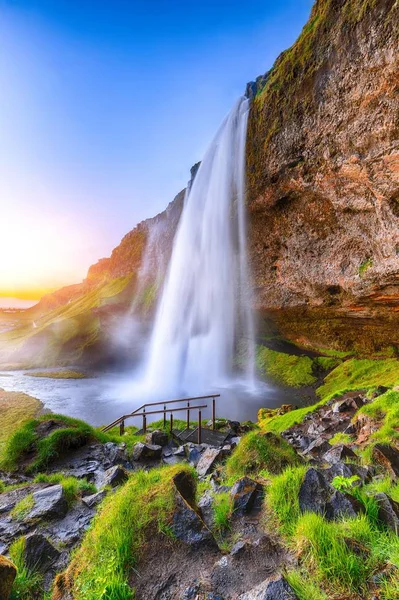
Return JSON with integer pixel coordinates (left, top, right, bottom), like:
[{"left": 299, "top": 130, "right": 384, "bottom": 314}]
[{"left": 0, "top": 369, "right": 307, "bottom": 428}]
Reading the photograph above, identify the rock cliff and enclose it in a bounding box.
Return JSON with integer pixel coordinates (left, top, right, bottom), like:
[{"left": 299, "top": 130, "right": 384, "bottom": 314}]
[{"left": 246, "top": 0, "right": 399, "bottom": 352}]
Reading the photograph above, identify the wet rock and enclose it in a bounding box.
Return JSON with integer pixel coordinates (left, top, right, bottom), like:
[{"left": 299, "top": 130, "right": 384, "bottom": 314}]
[
  {"left": 322, "top": 444, "right": 358, "bottom": 465},
  {"left": 44, "top": 503, "right": 94, "bottom": 547},
  {"left": 24, "top": 533, "right": 60, "bottom": 572},
  {"left": 0, "top": 555, "right": 17, "bottom": 600},
  {"left": 101, "top": 465, "right": 128, "bottom": 488},
  {"left": 145, "top": 430, "right": 169, "bottom": 447},
  {"left": 28, "top": 485, "right": 68, "bottom": 521},
  {"left": 187, "top": 445, "right": 202, "bottom": 467},
  {"left": 196, "top": 448, "right": 223, "bottom": 478},
  {"left": 82, "top": 490, "right": 106, "bottom": 508},
  {"left": 198, "top": 491, "right": 215, "bottom": 530},
  {"left": 323, "top": 462, "right": 371, "bottom": 485},
  {"left": 332, "top": 395, "right": 364, "bottom": 413},
  {"left": 375, "top": 493, "right": 399, "bottom": 534},
  {"left": 230, "top": 477, "right": 264, "bottom": 516},
  {"left": 372, "top": 444, "right": 399, "bottom": 480},
  {"left": 171, "top": 493, "right": 215, "bottom": 547},
  {"left": 303, "top": 437, "right": 332, "bottom": 456},
  {"left": 238, "top": 575, "right": 298, "bottom": 599},
  {"left": 132, "top": 443, "right": 162, "bottom": 462},
  {"left": 299, "top": 468, "right": 362, "bottom": 521},
  {"left": 174, "top": 446, "right": 186, "bottom": 457}
]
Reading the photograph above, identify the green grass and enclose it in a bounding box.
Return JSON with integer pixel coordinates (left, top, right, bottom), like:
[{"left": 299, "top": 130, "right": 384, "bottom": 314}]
[
  {"left": 0, "top": 389, "right": 42, "bottom": 451},
  {"left": 285, "top": 570, "right": 327, "bottom": 600},
  {"left": 11, "top": 494, "right": 35, "bottom": 521},
  {"left": 225, "top": 431, "right": 301, "bottom": 479},
  {"left": 329, "top": 432, "right": 353, "bottom": 446},
  {"left": 33, "top": 473, "right": 96, "bottom": 506},
  {"left": 356, "top": 390, "right": 399, "bottom": 454},
  {"left": 53, "top": 464, "right": 193, "bottom": 600},
  {"left": 256, "top": 346, "right": 316, "bottom": 387},
  {"left": 313, "top": 356, "right": 342, "bottom": 371},
  {"left": 9, "top": 537, "right": 43, "bottom": 600},
  {"left": 24, "top": 370, "right": 86, "bottom": 379},
  {"left": 260, "top": 358, "right": 399, "bottom": 434},
  {"left": 359, "top": 257, "right": 373, "bottom": 277},
  {"left": 266, "top": 465, "right": 308, "bottom": 536},
  {"left": 0, "top": 414, "right": 110, "bottom": 473},
  {"left": 212, "top": 492, "right": 232, "bottom": 531}
]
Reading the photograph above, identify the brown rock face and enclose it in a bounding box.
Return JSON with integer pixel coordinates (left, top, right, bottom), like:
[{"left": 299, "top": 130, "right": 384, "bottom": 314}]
[
  {"left": 247, "top": 0, "right": 399, "bottom": 351},
  {"left": 0, "top": 555, "right": 17, "bottom": 600}
]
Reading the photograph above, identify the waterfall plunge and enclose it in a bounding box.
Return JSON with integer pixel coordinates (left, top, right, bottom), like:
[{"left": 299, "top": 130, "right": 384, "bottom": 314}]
[{"left": 141, "top": 97, "right": 255, "bottom": 395}]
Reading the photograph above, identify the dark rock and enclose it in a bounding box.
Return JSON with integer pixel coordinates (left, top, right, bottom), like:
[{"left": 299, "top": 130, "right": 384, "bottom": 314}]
[
  {"left": 323, "top": 462, "right": 371, "bottom": 485},
  {"left": 132, "top": 443, "right": 162, "bottom": 462},
  {"left": 185, "top": 444, "right": 202, "bottom": 467},
  {"left": 145, "top": 430, "right": 169, "bottom": 447},
  {"left": 44, "top": 503, "right": 94, "bottom": 547},
  {"left": 101, "top": 465, "right": 128, "bottom": 488},
  {"left": 196, "top": 448, "right": 223, "bottom": 478},
  {"left": 322, "top": 444, "right": 358, "bottom": 465},
  {"left": 182, "top": 584, "right": 200, "bottom": 600},
  {"left": 198, "top": 491, "right": 215, "bottom": 530},
  {"left": 372, "top": 444, "right": 399, "bottom": 480},
  {"left": 171, "top": 493, "right": 215, "bottom": 547},
  {"left": 24, "top": 533, "right": 60, "bottom": 572},
  {"left": 299, "top": 468, "right": 363, "bottom": 521},
  {"left": 303, "top": 438, "right": 332, "bottom": 456},
  {"left": 375, "top": 493, "right": 399, "bottom": 534},
  {"left": 28, "top": 485, "right": 68, "bottom": 521},
  {"left": 174, "top": 446, "right": 186, "bottom": 457},
  {"left": 238, "top": 575, "right": 298, "bottom": 599},
  {"left": 230, "top": 477, "right": 264, "bottom": 516},
  {"left": 332, "top": 396, "right": 364, "bottom": 413},
  {"left": 82, "top": 491, "right": 106, "bottom": 508},
  {"left": 230, "top": 540, "right": 247, "bottom": 556},
  {"left": 0, "top": 554, "right": 17, "bottom": 600}
]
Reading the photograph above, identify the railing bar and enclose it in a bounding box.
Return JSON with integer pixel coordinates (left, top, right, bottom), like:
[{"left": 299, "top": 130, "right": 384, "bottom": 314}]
[{"left": 132, "top": 404, "right": 208, "bottom": 417}]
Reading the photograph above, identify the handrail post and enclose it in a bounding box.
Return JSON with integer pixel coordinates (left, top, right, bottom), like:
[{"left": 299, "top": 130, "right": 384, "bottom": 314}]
[
  {"left": 120, "top": 419, "right": 125, "bottom": 436},
  {"left": 170, "top": 412, "right": 173, "bottom": 433},
  {"left": 198, "top": 410, "right": 202, "bottom": 444},
  {"left": 187, "top": 402, "right": 190, "bottom": 430},
  {"left": 163, "top": 405, "right": 166, "bottom": 429},
  {"left": 212, "top": 397, "right": 216, "bottom": 430},
  {"left": 143, "top": 408, "right": 147, "bottom": 434}
]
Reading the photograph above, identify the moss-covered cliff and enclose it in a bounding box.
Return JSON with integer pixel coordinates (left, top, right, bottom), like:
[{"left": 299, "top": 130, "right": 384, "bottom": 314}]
[{"left": 247, "top": 0, "right": 399, "bottom": 353}]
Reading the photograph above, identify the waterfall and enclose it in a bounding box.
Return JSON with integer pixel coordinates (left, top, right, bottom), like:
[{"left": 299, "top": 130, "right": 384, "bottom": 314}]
[{"left": 141, "top": 97, "right": 255, "bottom": 395}]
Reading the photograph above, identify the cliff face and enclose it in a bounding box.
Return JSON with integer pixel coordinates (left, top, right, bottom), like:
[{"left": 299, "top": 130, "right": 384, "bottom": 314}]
[{"left": 247, "top": 0, "right": 399, "bottom": 352}]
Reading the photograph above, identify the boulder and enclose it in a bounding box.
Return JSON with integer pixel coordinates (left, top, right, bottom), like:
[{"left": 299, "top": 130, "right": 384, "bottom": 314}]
[
  {"left": 230, "top": 477, "right": 263, "bottom": 516},
  {"left": 0, "top": 555, "right": 17, "bottom": 600},
  {"left": 186, "top": 445, "right": 202, "bottom": 467},
  {"left": 375, "top": 493, "right": 399, "bottom": 534},
  {"left": 303, "top": 438, "right": 332, "bottom": 456},
  {"left": 145, "top": 430, "right": 169, "bottom": 447},
  {"left": 24, "top": 533, "right": 60, "bottom": 572},
  {"left": 372, "top": 445, "right": 399, "bottom": 480},
  {"left": 198, "top": 491, "right": 215, "bottom": 529},
  {"left": 171, "top": 493, "right": 215, "bottom": 547},
  {"left": 132, "top": 443, "right": 162, "bottom": 462},
  {"left": 323, "top": 462, "right": 371, "bottom": 485},
  {"left": 298, "top": 468, "right": 362, "bottom": 521},
  {"left": 28, "top": 485, "right": 68, "bottom": 521},
  {"left": 196, "top": 448, "right": 223, "bottom": 478},
  {"left": 322, "top": 444, "right": 358, "bottom": 465},
  {"left": 101, "top": 465, "right": 128, "bottom": 488},
  {"left": 82, "top": 490, "right": 106, "bottom": 508},
  {"left": 238, "top": 575, "right": 298, "bottom": 599}
]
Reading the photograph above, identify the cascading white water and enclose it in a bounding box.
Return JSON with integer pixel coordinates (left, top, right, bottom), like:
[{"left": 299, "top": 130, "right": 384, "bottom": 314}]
[{"left": 141, "top": 96, "right": 255, "bottom": 395}]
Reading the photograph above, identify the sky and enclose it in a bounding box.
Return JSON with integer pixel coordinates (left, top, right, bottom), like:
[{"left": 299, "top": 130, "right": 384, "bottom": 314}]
[{"left": 0, "top": 0, "right": 313, "bottom": 300}]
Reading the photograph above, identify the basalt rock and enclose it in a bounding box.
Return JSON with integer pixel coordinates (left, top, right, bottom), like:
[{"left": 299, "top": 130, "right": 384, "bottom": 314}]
[
  {"left": 372, "top": 444, "right": 399, "bottom": 480},
  {"left": 24, "top": 533, "right": 60, "bottom": 572},
  {"left": 230, "top": 477, "right": 264, "bottom": 516},
  {"left": 375, "top": 492, "right": 399, "bottom": 534},
  {"left": 132, "top": 443, "right": 163, "bottom": 462},
  {"left": 238, "top": 575, "right": 298, "bottom": 600},
  {"left": 28, "top": 485, "right": 68, "bottom": 521}
]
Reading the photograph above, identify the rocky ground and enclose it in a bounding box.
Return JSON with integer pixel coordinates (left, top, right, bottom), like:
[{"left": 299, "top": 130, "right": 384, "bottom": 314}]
[{"left": 0, "top": 381, "right": 399, "bottom": 599}]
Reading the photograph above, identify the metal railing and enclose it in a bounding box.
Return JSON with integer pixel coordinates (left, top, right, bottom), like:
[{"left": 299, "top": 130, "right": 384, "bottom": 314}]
[{"left": 101, "top": 394, "right": 220, "bottom": 444}]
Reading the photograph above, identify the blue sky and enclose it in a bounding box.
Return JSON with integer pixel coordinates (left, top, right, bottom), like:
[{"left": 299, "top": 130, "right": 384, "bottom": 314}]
[{"left": 0, "top": 0, "right": 313, "bottom": 296}]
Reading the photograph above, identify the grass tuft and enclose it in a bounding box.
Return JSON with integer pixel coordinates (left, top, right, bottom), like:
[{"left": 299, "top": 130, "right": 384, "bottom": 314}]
[
  {"left": 9, "top": 537, "right": 43, "bottom": 599},
  {"left": 33, "top": 473, "right": 96, "bottom": 506}
]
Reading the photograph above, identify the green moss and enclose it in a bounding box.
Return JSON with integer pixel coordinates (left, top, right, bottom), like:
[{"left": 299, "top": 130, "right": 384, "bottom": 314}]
[
  {"left": 313, "top": 356, "right": 342, "bottom": 371},
  {"left": 256, "top": 346, "right": 316, "bottom": 387},
  {"left": 359, "top": 257, "right": 373, "bottom": 277},
  {"left": 316, "top": 358, "right": 399, "bottom": 402},
  {"left": 0, "top": 389, "right": 42, "bottom": 451},
  {"left": 54, "top": 465, "right": 193, "bottom": 600},
  {"left": 0, "top": 414, "right": 110, "bottom": 472},
  {"left": 24, "top": 370, "right": 86, "bottom": 379},
  {"left": 225, "top": 431, "right": 300, "bottom": 478}
]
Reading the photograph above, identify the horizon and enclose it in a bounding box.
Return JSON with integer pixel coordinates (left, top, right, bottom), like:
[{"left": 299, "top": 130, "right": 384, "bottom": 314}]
[{"left": 1, "top": 0, "right": 313, "bottom": 304}]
